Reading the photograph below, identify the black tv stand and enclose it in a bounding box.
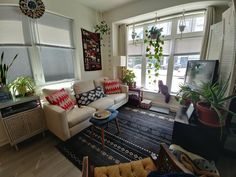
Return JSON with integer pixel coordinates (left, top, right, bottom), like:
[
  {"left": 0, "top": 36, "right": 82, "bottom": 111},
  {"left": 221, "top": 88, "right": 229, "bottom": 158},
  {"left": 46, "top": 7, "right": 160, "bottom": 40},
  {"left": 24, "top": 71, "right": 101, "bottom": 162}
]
[{"left": 172, "top": 107, "right": 225, "bottom": 162}]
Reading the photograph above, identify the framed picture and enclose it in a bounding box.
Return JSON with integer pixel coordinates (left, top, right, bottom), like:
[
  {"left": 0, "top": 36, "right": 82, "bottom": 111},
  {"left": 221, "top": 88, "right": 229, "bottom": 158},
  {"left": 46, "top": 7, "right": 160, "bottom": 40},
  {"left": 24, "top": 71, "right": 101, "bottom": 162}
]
[{"left": 81, "top": 28, "right": 102, "bottom": 71}]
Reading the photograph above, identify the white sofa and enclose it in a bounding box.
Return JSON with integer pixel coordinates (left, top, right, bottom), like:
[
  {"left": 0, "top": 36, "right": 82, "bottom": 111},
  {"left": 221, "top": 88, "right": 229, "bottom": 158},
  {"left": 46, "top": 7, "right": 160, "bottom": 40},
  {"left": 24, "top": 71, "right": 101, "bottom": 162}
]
[{"left": 43, "top": 77, "right": 128, "bottom": 141}]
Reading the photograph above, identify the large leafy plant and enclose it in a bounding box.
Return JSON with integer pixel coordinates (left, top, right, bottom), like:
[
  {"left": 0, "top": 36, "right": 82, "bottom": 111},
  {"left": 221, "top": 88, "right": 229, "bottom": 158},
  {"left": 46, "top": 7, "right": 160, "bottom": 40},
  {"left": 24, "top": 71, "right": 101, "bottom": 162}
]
[
  {"left": 122, "top": 68, "right": 136, "bottom": 86},
  {"left": 8, "top": 76, "right": 35, "bottom": 97},
  {"left": 144, "top": 26, "right": 164, "bottom": 83},
  {"left": 0, "top": 52, "right": 18, "bottom": 86},
  {"left": 198, "top": 76, "right": 236, "bottom": 127}
]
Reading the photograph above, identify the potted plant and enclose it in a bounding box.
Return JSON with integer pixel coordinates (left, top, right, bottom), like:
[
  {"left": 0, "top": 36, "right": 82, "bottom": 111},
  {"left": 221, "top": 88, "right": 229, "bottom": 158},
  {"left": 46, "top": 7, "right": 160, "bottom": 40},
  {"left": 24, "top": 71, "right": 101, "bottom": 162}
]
[
  {"left": 8, "top": 76, "right": 35, "bottom": 97},
  {"left": 196, "top": 77, "right": 236, "bottom": 130},
  {"left": 175, "top": 84, "right": 200, "bottom": 107},
  {"left": 0, "top": 52, "right": 18, "bottom": 87},
  {"left": 144, "top": 27, "right": 164, "bottom": 83},
  {"left": 121, "top": 68, "right": 136, "bottom": 88},
  {"left": 94, "top": 20, "right": 110, "bottom": 41}
]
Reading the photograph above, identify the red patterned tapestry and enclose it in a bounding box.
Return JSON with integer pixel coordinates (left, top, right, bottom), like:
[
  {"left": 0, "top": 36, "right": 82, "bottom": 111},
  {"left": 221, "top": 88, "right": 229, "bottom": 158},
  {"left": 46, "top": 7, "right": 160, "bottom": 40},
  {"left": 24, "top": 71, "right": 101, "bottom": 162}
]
[{"left": 81, "top": 29, "right": 102, "bottom": 71}]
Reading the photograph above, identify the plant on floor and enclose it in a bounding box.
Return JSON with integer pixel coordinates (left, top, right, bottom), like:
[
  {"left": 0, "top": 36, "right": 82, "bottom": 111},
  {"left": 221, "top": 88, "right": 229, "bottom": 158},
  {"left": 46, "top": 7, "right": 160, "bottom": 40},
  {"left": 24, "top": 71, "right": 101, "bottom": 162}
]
[
  {"left": 94, "top": 20, "right": 110, "bottom": 41},
  {"left": 121, "top": 68, "right": 136, "bottom": 87},
  {"left": 144, "top": 26, "right": 164, "bottom": 84},
  {"left": 175, "top": 84, "right": 200, "bottom": 107},
  {"left": 0, "top": 52, "right": 18, "bottom": 87},
  {"left": 8, "top": 76, "right": 35, "bottom": 97}
]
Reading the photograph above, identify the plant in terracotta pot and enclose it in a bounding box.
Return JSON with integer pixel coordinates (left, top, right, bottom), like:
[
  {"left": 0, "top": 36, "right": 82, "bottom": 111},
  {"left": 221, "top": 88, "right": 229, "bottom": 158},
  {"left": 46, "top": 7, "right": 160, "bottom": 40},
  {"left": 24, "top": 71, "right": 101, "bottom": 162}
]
[
  {"left": 121, "top": 68, "right": 136, "bottom": 88},
  {"left": 175, "top": 84, "right": 200, "bottom": 107},
  {"left": 196, "top": 77, "right": 236, "bottom": 131},
  {"left": 8, "top": 76, "right": 35, "bottom": 97},
  {"left": 144, "top": 26, "right": 164, "bottom": 84}
]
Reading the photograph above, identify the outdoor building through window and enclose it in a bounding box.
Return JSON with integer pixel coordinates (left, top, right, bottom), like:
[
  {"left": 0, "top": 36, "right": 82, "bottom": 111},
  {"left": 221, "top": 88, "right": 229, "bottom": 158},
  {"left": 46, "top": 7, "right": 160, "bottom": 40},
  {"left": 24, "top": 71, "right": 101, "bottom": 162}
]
[{"left": 127, "top": 12, "right": 205, "bottom": 93}]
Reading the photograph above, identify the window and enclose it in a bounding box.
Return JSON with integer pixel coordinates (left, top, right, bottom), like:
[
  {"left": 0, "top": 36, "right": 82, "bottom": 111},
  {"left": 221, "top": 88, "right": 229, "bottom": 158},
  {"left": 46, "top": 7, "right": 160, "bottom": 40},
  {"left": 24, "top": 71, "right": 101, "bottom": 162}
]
[
  {"left": 0, "top": 5, "right": 75, "bottom": 85},
  {"left": 127, "top": 12, "right": 205, "bottom": 93}
]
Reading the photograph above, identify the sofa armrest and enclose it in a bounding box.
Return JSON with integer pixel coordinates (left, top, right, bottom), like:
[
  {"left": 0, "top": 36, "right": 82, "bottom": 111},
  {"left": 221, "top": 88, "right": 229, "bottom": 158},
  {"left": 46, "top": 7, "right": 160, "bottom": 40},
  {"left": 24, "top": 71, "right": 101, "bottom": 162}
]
[
  {"left": 120, "top": 84, "right": 129, "bottom": 93},
  {"left": 43, "top": 103, "right": 70, "bottom": 141}
]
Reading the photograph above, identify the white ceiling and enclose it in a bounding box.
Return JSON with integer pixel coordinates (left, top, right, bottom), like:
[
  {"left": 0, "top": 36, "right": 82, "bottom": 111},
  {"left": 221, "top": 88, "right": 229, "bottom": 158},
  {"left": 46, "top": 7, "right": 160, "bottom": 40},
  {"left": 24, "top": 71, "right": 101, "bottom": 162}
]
[{"left": 76, "top": 0, "right": 141, "bottom": 12}]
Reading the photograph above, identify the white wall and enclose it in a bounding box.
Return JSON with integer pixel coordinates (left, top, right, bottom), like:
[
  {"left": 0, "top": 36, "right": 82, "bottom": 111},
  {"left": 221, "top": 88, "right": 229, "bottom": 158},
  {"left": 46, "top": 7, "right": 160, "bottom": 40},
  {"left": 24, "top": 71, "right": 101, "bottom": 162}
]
[{"left": 0, "top": 0, "right": 100, "bottom": 146}]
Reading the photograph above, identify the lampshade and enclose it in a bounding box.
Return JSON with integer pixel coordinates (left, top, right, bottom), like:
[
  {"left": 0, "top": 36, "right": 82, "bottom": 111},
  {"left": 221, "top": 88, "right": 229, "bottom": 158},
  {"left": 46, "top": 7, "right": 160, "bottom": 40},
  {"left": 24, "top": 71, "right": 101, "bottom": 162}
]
[{"left": 113, "top": 56, "right": 126, "bottom": 66}]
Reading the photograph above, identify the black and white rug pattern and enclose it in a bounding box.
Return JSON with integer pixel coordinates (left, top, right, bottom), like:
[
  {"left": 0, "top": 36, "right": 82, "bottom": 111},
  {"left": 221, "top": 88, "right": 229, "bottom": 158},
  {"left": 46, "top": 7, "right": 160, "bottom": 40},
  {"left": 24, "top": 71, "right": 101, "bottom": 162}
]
[{"left": 56, "top": 106, "right": 175, "bottom": 169}]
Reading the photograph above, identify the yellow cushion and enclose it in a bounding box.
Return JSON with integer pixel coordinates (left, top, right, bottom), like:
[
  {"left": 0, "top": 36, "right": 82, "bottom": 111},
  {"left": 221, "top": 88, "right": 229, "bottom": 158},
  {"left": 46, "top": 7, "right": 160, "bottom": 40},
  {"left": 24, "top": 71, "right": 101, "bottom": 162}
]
[{"left": 94, "top": 157, "right": 156, "bottom": 177}]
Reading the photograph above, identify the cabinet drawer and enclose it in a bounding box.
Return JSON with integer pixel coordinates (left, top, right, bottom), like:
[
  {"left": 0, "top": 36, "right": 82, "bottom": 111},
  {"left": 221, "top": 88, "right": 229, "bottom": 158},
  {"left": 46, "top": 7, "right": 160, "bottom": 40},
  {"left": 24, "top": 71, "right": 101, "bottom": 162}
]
[
  {"left": 4, "top": 114, "right": 30, "bottom": 143},
  {"left": 25, "top": 108, "right": 45, "bottom": 134}
]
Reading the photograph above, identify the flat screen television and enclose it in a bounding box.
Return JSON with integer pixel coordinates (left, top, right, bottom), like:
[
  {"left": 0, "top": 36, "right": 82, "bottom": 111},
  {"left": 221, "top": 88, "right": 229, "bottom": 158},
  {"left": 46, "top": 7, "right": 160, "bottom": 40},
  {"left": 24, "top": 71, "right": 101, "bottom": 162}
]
[{"left": 184, "top": 60, "right": 219, "bottom": 90}]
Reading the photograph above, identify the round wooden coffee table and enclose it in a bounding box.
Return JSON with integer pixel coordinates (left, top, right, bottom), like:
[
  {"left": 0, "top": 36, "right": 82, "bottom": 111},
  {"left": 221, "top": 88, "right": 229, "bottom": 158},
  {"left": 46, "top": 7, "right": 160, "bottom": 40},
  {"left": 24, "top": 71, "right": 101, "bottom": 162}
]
[{"left": 89, "top": 109, "right": 119, "bottom": 148}]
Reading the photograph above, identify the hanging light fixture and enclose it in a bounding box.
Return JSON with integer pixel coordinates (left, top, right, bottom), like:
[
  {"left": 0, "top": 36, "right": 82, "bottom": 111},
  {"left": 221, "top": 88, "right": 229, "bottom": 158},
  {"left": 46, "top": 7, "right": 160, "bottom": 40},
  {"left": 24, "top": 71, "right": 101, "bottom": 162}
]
[
  {"left": 179, "top": 10, "right": 186, "bottom": 38},
  {"left": 131, "top": 23, "right": 137, "bottom": 44}
]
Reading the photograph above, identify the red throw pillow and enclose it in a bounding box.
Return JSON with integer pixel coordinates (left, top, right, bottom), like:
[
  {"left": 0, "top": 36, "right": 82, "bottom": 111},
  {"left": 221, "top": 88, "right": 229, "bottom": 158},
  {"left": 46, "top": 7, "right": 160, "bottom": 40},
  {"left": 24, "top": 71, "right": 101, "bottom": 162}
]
[
  {"left": 45, "top": 88, "right": 74, "bottom": 111},
  {"left": 104, "top": 80, "right": 121, "bottom": 94}
]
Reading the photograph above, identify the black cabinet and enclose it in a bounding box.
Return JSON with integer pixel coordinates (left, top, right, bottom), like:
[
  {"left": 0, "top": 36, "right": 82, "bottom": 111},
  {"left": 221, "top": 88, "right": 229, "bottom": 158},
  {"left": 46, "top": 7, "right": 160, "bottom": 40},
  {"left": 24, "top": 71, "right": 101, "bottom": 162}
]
[{"left": 172, "top": 107, "right": 225, "bottom": 161}]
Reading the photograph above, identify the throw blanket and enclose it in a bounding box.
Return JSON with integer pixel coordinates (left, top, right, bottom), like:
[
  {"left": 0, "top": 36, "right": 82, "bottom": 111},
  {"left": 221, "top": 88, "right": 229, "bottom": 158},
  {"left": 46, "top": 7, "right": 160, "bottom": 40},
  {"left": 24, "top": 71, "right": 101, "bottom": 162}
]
[{"left": 169, "top": 144, "right": 220, "bottom": 177}]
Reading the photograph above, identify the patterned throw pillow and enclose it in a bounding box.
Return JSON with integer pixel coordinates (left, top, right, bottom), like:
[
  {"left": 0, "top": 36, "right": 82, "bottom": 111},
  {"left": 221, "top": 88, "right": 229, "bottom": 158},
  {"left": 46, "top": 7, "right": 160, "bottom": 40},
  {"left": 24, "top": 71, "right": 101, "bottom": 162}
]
[
  {"left": 104, "top": 80, "right": 121, "bottom": 94},
  {"left": 45, "top": 88, "right": 75, "bottom": 111},
  {"left": 75, "top": 86, "right": 105, "bottom": 106}
]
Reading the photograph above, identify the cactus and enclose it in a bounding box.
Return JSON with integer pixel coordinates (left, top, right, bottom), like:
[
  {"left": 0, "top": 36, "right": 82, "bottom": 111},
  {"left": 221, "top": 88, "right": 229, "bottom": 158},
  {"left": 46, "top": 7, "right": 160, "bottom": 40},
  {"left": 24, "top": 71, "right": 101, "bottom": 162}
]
[{"left": 0, "top": 52, "right": 18, "bottom": 86}]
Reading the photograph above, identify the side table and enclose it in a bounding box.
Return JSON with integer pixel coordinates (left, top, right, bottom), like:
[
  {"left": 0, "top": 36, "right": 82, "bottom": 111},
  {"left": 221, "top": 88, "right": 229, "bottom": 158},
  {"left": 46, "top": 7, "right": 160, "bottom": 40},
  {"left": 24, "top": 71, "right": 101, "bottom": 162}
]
[{"left": 128, "top": 87, "right": 143, "bottom": 106}]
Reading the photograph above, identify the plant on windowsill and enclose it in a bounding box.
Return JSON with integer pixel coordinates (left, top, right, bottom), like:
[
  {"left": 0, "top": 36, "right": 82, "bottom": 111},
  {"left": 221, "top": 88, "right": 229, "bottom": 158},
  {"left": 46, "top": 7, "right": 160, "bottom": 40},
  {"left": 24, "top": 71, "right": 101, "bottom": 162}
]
[
  {"left": 94, "top": 20, "right": 110, "bottom": 42},
  {"left": 144, "top": 26, "right": 164, "bottom": 84},
  {"left": 0, "top": 52, "right": 18, "bottom": 91},
  {"left": 8, "top": 76, "right": 35, "bottom": 97},
  {"left": 121, "top": 68, "right": 136, "bottom": 88}
]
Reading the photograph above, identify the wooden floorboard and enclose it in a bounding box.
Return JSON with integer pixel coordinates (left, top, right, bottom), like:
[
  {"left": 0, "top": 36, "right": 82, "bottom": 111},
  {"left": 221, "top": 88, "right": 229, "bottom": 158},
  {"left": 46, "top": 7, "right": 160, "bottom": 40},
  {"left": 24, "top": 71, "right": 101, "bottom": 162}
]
[{"left": 0, "top": 133, "right": 81, "bottom": 177}]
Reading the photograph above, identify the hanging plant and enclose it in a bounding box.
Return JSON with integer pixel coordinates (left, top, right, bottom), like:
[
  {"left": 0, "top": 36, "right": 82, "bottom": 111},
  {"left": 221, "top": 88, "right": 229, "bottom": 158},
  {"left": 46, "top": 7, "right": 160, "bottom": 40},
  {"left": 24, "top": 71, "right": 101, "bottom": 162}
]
[
  {"left": 144, "top": 26, "right": 164, "bottom": 84},
  {"left": 94, "top": 20, "right": 110, "bottom": 41}
]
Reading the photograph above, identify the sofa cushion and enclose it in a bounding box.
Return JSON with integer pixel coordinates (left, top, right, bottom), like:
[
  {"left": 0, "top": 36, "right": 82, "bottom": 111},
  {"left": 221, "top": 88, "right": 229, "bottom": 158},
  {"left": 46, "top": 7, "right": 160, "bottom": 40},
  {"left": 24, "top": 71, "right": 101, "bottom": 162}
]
[
  {"left": 73, "top": 80, "right": 95, "bottom": 95},
  {"left": 104, "top": 80, "right": 121, "bottom": 94},
  {"left": 42, "top": 88, "right": 75, "bottom": 102},
  {"left": 45, "top": 89, "right": 75, "bottom": 111},
  {"left": 67, "top": 106, "right": 96, "bottom": 128},
  {"left": 94, "top": 77, "right": 109, "bottom": 89},
  {"left": 88, "top": 97, "right": 114, "bottom": 110},
  {"left": 75, "top": 86, "right": 105, "bottom": 106},
  {"left": 107, "top": 93, "right": 127, "bottom": 104}
]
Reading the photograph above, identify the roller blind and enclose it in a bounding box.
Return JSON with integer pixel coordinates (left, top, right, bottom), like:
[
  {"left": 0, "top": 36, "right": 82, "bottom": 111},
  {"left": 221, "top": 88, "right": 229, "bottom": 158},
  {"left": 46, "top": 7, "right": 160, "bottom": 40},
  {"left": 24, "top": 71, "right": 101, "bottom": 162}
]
[{"left": 174, "top": 37, "right": 202, "bottom": 54}]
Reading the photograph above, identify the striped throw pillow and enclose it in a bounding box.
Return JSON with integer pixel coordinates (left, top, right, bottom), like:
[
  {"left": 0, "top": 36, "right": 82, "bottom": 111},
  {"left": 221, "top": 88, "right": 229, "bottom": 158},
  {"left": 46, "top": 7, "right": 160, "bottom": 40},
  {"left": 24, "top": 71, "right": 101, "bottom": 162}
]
[{"left": 104, "top": 80, "right": 121, "bottom": 94}]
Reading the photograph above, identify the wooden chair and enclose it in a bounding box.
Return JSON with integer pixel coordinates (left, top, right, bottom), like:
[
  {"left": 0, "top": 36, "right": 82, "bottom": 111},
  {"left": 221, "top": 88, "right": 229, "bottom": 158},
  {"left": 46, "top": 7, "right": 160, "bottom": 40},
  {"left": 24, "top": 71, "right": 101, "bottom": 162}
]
[{"left": 82, "top": 143, "right": 192, "bottom": 177}]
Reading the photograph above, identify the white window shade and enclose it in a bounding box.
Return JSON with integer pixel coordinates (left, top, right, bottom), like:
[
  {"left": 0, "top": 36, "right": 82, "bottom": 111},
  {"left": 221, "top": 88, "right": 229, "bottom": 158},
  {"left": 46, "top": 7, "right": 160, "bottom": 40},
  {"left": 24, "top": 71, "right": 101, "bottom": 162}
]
[
  {"left": 174, "top": 37, "right": 202, "bottom": 54},
  {"left": 37, "top": 13, "right": 73, "bottom": 47},
  {"left": 148, "top": 40, "right": 171, "bottom": 55},
  {"left": 128, "top": 43, "right": 143, "bottom": 55},
  {"left": 0, "top": 7, "right": 25, "bottom": 44}
]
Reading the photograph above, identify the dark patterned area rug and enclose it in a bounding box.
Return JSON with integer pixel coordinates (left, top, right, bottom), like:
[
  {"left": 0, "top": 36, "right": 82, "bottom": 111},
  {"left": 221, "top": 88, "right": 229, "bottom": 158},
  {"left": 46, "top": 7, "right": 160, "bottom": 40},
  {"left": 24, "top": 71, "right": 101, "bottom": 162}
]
[{"left": 56, "top": 106, "right": 175, "bottom": 169}]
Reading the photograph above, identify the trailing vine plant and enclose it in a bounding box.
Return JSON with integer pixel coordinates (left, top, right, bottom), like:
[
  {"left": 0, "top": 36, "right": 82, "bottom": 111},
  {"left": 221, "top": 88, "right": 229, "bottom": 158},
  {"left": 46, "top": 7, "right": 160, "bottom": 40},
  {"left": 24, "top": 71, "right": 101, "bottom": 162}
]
[
  {"left": 144, "top": 26, "right": 164, "bottom": 84},
  {"left": 94, "top": 20, "right": 110, "bottom": 43}
]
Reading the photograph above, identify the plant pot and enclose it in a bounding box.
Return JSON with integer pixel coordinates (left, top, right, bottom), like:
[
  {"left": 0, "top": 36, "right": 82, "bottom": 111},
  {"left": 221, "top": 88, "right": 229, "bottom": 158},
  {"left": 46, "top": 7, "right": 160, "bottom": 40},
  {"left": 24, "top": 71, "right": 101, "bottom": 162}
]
[
  {"left": 128, "top": 82, "right": 136, "bottom": 89},
  {"left": 196, "top": 102, "right": 225, "bottom": 127},
  {"left": 150, "top": 33, "right": 158, "bottom": 39}
]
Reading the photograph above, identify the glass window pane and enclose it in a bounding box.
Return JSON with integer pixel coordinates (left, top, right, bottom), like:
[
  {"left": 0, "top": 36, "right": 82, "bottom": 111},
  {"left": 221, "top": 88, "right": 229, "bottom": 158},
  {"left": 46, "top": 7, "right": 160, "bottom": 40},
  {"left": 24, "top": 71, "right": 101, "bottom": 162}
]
[
  {"left": 0, "top": 47, "right": 33, "bottom": 82},
  {"left": 40, "top": 47, "right": 75, "bottom": 82},
  {"left": 171, "top": 55, "right": 200, "bottom": 93},
  {"left": 127, "top": 43, "right": 143, "bottom": 55},
  {"left": 145, "top": 56, "right": 169, "bottom": 91},
  {"left": 177, "top": 15, "right": 205, "bottom": 34},
  {"left": 127, "top": 56, "right": 142, "bottom": 87},
  {"left": 128, "top": 26, "right": 143, "bottom": 41},
  {"left": 175, "top": 37, "right": 202, "bottom": 54}
]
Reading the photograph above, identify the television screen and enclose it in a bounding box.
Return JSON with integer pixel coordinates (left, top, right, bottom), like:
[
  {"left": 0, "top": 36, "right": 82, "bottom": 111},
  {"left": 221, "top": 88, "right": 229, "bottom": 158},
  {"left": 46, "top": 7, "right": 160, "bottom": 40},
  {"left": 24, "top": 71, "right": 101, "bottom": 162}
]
[{"left": 184, "top": 60, "right": 219, "bottom": 90}]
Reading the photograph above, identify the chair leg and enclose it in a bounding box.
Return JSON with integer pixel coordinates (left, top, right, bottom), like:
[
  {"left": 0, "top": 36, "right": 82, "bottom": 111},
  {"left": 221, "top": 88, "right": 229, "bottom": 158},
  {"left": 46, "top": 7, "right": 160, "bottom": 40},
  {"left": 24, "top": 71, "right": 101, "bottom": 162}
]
[
  {"left": 115, "top": 118, "right": 120, "bottom": 133},
  {"left": 101, "top": 127, "right": 104, "bottom": 149}
]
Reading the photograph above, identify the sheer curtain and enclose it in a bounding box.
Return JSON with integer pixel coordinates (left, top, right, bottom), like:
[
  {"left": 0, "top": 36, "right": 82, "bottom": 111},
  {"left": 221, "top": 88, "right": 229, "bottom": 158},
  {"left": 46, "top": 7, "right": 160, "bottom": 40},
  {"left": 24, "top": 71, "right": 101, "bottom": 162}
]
[{"left": 200, "top": 6, "right": 215, "bottom": 59}]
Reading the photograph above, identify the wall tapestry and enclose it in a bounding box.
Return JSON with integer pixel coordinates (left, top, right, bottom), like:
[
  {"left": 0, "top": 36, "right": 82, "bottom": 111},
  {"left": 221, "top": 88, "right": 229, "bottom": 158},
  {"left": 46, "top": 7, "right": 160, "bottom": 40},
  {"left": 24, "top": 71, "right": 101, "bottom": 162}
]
[{"left": 81, "top": 29, "right": 102, "bottom": 71}]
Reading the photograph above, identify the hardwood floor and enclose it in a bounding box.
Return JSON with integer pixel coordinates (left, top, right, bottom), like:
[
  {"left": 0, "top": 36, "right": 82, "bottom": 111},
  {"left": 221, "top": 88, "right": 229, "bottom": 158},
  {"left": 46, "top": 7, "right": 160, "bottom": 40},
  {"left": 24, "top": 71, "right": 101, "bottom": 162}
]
[
  {"left": 0, "top": 132, "right": 235, "bottom": 177},
  {"left": 0, "top": 133, "right": 81, "bottom": 177}
]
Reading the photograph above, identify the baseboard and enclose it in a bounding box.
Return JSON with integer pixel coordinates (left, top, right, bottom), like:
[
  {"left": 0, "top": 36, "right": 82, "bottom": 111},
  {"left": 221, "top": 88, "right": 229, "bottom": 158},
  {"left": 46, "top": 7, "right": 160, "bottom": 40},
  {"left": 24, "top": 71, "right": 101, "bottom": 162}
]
[{"left": 0, "top": 140, "right": 9, "bottom": 147}]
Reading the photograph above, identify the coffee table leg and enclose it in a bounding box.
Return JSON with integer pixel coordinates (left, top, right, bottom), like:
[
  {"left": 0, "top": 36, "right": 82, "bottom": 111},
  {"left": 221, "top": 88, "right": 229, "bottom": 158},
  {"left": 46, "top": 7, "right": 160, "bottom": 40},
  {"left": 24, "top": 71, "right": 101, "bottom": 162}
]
[
  {"left": 115, "top": 118, "right": 120, "bottom": 133},
  {"left": 101, "top": 127, "right": 104, "bottom": 149}
]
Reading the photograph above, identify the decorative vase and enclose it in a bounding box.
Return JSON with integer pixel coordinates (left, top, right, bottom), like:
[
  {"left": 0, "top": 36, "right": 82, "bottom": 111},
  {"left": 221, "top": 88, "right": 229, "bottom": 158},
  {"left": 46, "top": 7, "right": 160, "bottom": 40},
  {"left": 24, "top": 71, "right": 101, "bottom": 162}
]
[{"left": 196, "top": 102, "right": 225, "bottom": 127}]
